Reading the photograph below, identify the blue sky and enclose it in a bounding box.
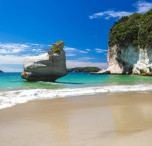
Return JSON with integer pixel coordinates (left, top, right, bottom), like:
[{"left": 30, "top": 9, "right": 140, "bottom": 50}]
[{"left": 0, "top": 0, "right": 152, "bottom": 72}]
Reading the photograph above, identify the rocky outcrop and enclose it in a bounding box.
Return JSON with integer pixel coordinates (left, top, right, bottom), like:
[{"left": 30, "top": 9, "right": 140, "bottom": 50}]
[
  {"left": 21, "top": 40, "right": 67, "bottom": 81},
  {"left": 93, "top": 9, "right": 152, "bottom": 76},
  {"left": 132, "top": 48, "right": 152, "bottom": 75},
  {"left": 106, "top": 45, "right": 139, "bottom": 75},
  {"left": 0, "top": 70, "right": 3, "bottom": 73},
  {"left": 94, "top": 45, "right": 152, "bottom": 76}
]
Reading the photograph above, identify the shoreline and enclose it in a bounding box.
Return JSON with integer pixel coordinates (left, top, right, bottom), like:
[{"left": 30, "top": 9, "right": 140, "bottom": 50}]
[
  {"left": 1, "top": 83, "right": 152, "bottom": 109},
  {"left": 0, "top": 92, "right": 152, "bottom": 145}
]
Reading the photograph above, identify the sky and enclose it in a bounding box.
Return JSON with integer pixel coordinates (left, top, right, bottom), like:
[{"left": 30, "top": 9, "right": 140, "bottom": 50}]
[{"left": 0, "top": 0, "right": 152, "bottom": 72}]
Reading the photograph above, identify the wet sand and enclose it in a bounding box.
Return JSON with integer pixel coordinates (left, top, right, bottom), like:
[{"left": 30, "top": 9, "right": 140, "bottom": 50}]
[{"left": 0, "top": 92, "right": 152, "bottom": 146}]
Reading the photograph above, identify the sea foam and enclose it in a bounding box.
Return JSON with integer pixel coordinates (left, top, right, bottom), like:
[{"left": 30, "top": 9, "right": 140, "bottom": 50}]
[{"left": 0, "top": 84, "right": 152, "bottom": 109}]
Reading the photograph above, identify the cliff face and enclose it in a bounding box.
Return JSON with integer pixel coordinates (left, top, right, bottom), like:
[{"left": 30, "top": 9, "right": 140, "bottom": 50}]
[
  {"left": 107, "top": 45, "right": 139, "bottom": 74},
  {"left": 133, "top": 48, "right": 152, "bottom": 75},
  {"left": 107, "top": 45, "right": 152, "bottom": 75},
  {"left": 21, "top": 40, "right": 67, "bottom": 81}
]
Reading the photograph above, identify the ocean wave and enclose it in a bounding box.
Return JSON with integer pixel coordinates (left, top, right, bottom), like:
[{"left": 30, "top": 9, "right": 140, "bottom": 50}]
[{"left": 0, "top": 84, "right": 152, "bottom": 109}]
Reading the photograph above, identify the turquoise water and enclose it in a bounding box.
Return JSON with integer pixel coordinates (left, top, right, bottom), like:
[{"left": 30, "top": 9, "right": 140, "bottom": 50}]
[
  {"left": 0, "top": 72, "right": 152, "bottom": 109},
  {"left": 0, "top": 72, "right": 152, "bottom": 91}
]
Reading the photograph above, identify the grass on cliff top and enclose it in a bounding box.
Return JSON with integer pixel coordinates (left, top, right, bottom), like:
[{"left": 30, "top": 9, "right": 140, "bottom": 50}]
[{"left": 108, "top": 9, "right": 152, "bottom": 48}]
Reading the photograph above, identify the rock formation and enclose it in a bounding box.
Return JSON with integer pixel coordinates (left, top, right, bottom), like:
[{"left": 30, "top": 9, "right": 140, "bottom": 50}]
[
  {"left": 21, "top": 40, "right": 67, "bottom": 81},
  {"left": 106, "top": 45, "right": 152, "bottom": 75},
  {"left": 93, "top": 9, "right": 152, "bottom": 76}
]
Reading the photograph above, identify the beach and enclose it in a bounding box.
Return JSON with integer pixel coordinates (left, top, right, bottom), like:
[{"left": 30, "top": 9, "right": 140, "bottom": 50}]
[
  {"left": 1, "top": 1, "right": 152, "bottom": 145},
  {"left": 0, "top": 92, "right": 152, "bottom": 146}
]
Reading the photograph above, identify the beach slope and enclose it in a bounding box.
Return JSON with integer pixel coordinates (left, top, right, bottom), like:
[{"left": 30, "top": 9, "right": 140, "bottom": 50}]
[{"left": 0, "top": 93, "right": 152, "bottom": 146}]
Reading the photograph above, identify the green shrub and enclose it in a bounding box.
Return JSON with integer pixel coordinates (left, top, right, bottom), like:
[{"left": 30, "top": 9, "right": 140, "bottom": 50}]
[
  {"left": 108, "top": 9, "right": 152, "bottom": 49},
  {"left": 138, "top": 9, "right": 152, "bottom": 48},
  {"left": 54, "top": 47, "right": 60, "bottom": 53},
  {"left": 57, "top": 40, "right": 63, "bottom": 44}
]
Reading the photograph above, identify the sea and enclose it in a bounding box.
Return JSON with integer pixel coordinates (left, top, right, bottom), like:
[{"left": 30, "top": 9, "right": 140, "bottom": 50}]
[{"left": 0, "top": 72, "right": 152, "bottom": 109}]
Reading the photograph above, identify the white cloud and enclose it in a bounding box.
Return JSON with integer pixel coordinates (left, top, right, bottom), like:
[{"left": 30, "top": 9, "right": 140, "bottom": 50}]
[
  {"left": 0, "top": 67, "right": 22, "bottom": 72},
  {"left": 89, "top": 1, "right": 152, "bottom": 20},
  {"left": 89, "top": 11, "right": 132, "bottom": 20},
  {"left": 77, "top": 57, "right": 95, "bottom": 61},
  {"left": 64, "top": 47, "right": 77, "bottom": 51},
  {"left": 0, "top": 49, "right": 7, "bottom": 53},
  {"left": 0, "top": 43, "right": 28, "bottom": 54},
  {"left": 66, "top": 60, "right": 108, "bottom": 69},
  {"left": 135, "top": 1, "right": 152, "bottom": 13},
  {"left": 0, "top": 43, "right": 89, "bottom": 58},
  {"left": 95, "top": 48, "right": 108, "bottom": 53},
  {"left": 31, "top": 43, "right": 40, "bottom": 46},
  {"left": 64, "top": 47, "right": 78, "bottom": 57},
  {"left": 0, "top": 43, "right": 48, "bottom": 55},
  {"left": 66, "top": 53, "right": 76, "bottom": 56},
  {"left": 89, "top": 12, "right": 104, "bottom": 19},
  {"left": 64, "top": 46, "right": 88, "bottom": 55},
  {"left": 79, "top": 50, "right": 88, "bottom": 53},
  {"left": 86, "top": 49, "right": 91, "bottom": 51},
  {"left": 0, "top": 55, "right": 25, "bottom": 64}
]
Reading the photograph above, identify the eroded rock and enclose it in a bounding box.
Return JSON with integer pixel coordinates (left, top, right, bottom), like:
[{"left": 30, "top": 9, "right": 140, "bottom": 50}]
[{"left": 21, "top": 40, "right": 67, "bottom": 81}]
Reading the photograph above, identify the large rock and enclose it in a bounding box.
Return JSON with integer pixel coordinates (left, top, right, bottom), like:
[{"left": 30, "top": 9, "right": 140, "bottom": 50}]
[{"left": 21, "top": 40, "right": 67, "bottom": 81}]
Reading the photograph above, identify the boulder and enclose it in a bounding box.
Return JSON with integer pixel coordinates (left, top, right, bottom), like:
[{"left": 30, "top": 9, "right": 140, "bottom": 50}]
[{"left": 21, "top": 40, "right": 67, "bottom": 81}]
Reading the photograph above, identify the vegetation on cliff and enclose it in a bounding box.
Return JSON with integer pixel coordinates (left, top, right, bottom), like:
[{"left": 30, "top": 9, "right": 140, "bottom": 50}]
[
  {"left": 67, "top": 67, "right": 100, "bottom": 72},
  {"left": 53, "top": 40, "right": 64, "bottom": 53},
  {"left": 108, "top": 9, "right": 152, "bottom": 48},
  {"left": 46, "top": 40, "right": 64, "bottom": 54}
]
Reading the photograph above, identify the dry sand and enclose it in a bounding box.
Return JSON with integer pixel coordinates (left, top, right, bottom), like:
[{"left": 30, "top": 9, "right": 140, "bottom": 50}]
[{"left": 0, "top": 92, "right": 152, "bottom": 146}]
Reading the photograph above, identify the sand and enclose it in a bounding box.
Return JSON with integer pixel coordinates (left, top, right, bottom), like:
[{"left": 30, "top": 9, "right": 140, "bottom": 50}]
[{"left": 0, "top": 92, "right": 152, "bottom": 146}]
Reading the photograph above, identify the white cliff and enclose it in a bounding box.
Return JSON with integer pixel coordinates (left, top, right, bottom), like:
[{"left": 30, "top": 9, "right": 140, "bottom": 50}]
[
  {"left": 107, "top": 45, "right": 139, "bottom": 74},
  {"left": 133, "top": 48, "right": 152, "bottom": 75},
  {"left": 95, "top": 45, "right": 152, "bottom": 76}
]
